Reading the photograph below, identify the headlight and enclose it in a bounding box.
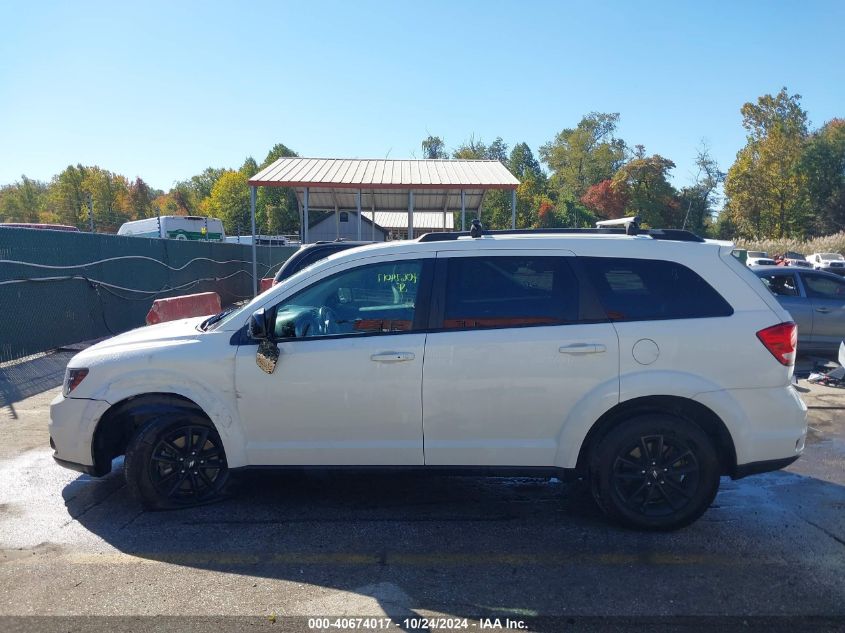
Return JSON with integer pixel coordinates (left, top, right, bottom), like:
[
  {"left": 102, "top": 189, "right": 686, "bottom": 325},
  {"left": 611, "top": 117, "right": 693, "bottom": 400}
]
[{"left": 63, "top": 368, "right": 89, "bottom": 396}]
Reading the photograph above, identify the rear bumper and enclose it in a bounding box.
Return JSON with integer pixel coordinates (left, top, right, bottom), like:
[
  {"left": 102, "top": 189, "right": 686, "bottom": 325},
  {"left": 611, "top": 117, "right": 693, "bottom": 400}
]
[{"left": 695, "top": 384, "right": 807, "bottom": 470}]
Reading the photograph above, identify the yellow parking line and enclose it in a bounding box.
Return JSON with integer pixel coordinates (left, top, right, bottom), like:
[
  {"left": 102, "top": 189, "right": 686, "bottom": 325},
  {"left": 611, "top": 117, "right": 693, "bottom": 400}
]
[{"left": 57, "top": 551, "right": 741, "bottom": 567}]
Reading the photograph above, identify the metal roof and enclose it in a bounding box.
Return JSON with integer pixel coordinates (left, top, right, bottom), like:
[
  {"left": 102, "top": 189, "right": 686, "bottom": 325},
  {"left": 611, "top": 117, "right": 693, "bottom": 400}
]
[
  {"left": 250, "top": 158, "right": 519, "bottom": 189},
  {"left": 248, "top": 158, "right": 519, "bottom": 214}
]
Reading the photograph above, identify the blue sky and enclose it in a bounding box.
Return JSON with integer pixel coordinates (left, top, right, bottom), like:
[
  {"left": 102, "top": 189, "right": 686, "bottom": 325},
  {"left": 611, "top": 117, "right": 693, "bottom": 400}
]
[{"left": 1, "top": 0, "right": 843, "bottom": 193}]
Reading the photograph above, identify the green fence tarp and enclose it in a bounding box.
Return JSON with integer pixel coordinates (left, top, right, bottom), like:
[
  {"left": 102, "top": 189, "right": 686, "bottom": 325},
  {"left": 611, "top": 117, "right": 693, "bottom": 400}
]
[{"left": 0, "top": 228, "right": 295, "bottom": 363}]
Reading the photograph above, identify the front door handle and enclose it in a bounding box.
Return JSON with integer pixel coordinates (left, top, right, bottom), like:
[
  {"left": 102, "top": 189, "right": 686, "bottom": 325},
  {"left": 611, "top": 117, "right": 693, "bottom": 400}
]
[
  {"left": 371, "top": 352, "right": 415, "bottom": 363},
  {"left": 815, "top": 307, "right": 831, "bottom": 313},
  {"left": 559, "top": 343, "right": 607, "bottom": 355}
]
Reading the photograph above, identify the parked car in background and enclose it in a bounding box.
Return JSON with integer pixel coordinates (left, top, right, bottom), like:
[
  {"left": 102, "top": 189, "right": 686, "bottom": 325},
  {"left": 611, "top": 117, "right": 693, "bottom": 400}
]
[
  {"left": 807, "top": 252, "right": 845, "bottom": 275},
  {"left": 272, "top": 240, "right": 374, "bottom": 285},
  {"left": 749, "top": 258, "right": 777, "bottom": 267},
  {"left": 753, "top": 266, "right": 845, "bottom": 354},
  {"left": 782, "top": 251, "right": 813, "bottom": 268},
  {"left": 746, "top": 251, "right": 772, "bottom": 266},
  {"left": 118, "top": 216, "right": 225, "bottom": 241}
]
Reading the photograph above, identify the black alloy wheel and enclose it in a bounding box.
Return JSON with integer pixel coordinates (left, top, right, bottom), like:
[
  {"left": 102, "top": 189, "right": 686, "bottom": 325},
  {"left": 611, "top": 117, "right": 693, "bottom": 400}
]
[
  {"left": 125, "top": 414, "right": 229, "bottom": 510},
  {"left": 590, "top": 414, "right": 720, "bottom": 531},
  {"left": 610, "top": 433, "right": 700, "bottom": 517},
  {"left": 149, "top": 425, "right": 227, "bottom": 503}
]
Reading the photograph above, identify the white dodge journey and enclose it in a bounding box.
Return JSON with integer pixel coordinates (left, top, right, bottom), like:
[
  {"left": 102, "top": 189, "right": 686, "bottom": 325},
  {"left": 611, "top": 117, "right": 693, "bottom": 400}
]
[{"left": 50, "top": 225, "right": 807, "bottom": 530}]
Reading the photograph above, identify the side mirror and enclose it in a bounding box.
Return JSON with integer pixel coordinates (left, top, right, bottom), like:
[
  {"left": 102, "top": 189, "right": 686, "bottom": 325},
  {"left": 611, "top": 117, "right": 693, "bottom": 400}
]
[{"left": 248, "top": 309, "right": 270, "bottom": 340}]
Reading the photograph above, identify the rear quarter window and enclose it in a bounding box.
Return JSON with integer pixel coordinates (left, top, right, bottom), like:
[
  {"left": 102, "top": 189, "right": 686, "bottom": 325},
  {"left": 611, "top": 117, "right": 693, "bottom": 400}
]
[{"left": 581, "top": 257, "right": 733, "bottom": 321}]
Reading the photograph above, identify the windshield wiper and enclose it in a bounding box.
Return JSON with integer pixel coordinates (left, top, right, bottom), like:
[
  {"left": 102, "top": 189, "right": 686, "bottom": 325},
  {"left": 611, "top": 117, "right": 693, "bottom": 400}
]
[{"left": 199, "top": 307, "right": 236, "bottom": 331}]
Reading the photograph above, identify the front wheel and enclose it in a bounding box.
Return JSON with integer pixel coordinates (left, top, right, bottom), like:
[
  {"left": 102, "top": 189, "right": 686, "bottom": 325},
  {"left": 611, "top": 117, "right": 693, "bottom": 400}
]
[
  {"left": 125, "top": 414, "right": 229, "bottom": 510},
  {"left": 589, "top": 414, "right": 720, "bottom": 531}
]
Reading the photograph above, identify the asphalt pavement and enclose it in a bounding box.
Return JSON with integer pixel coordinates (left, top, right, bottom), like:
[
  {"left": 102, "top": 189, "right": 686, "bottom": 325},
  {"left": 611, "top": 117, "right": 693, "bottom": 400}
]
[{"left": 1, "top": 351, "right": 844, "bottom": 632}]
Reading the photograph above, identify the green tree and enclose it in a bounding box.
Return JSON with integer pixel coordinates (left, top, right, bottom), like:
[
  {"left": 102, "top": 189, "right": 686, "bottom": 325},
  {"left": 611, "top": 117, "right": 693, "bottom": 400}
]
[
  {"left": 680, "top": 143, "right": 724, "bottom": 235},
  {"left": 128, "top": 177, "right": 155, "bottom": 220},
  {"left": 208, "top": 170, "right": 250, "bottom": 235},
  {"left": 257, "top": 143, "right": 300, "bottom": 234},
  {"left": 724, "top": 88, "right": 810, "bottom": 238},
  {"left": 421, "top": 135, "right": 448, "bottom": 159},
  {"left": 801, "top": 118, "right": 845, "bottom": 235},
  {"left": 82, "top": 167, "right": 131, "bottom": 232},
  {"left": 48, "top": 165, "right": 88, "bottom": 227},
  {"left": 540, "top": 112, "right": 627, "bottom": 199},
  {"left": 612, "top": 148, "right": 680, "bottom": 227},
  {"left": 0, "top": 176, "right": 47, "bottom": 223}
]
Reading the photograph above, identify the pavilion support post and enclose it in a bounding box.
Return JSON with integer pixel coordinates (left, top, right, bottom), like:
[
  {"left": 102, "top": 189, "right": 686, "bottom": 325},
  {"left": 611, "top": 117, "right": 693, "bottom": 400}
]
[
  {"left": 371, "top": 194, "right": 376, "bottom": 241},
  {"left": 249, "top": 186, "right": 258, "bottom": 297},
  {"left": 461, "top": 190, "right": 465, "bottom": 231},
  {"left": 356, "top": 190, "right": 362, "bottom": 240},
  {"left": 408, "top": 191, "right": 414, "bottom": 240},
  {"left": 511, "top": 189, "right": 517, "bottom": 229},
  {"left": 335, "top": 204, "right": 339, "bottom": 240},
  {"left": 303, "top": 187, "right": 310, "bottom": 244}
]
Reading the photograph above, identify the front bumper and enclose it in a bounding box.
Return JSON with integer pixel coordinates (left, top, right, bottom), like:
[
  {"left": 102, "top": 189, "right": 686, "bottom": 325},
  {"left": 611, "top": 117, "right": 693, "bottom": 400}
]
[{"left": 49, "top": 393, "right": 111, "bottom": 475}]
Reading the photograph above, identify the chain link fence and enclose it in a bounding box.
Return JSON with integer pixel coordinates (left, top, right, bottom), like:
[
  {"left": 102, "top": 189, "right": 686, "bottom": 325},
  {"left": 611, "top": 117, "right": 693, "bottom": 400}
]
[{"left": 0, "top": 228, "right": 296, "bottom": 363}]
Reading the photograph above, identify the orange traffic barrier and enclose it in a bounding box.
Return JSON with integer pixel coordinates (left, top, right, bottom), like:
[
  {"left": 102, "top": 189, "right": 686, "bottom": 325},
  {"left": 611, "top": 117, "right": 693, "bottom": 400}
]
[{"left": 146, "top": 292, "right": 221, "bottom": 325}]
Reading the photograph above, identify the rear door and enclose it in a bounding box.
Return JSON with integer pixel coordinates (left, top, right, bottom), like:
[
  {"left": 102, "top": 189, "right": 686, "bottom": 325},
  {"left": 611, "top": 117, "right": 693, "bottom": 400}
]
[
  {"left": 421, "top": 250, "right": 619, "bottom": 467},
  {"left": 798, "top": 272, "right": 845, "bottom": 350}
]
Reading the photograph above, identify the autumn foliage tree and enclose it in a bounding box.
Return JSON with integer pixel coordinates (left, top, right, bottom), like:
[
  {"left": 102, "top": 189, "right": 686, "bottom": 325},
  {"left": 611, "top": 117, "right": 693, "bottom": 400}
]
[{"left": 580, "top": 179, "right": 629, "bottom": 219}]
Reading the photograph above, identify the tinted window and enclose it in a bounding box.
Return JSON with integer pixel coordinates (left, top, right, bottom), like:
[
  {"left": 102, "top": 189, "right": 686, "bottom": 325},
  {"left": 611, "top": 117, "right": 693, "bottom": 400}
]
[
  {"left": 581, "top": 257, "right": 733, "bottom": 321},
  {"left": 443, "top": 256, "right": 578, "bottom": 329},
  {"left": 801, "top": 274, "right": 845, "bottom": 300},
  {"left": 273, "top": 260, "right": 424, "bottom": 338},
  {"left": 758, "top": 272, "right": 799, "bottom": 297}
]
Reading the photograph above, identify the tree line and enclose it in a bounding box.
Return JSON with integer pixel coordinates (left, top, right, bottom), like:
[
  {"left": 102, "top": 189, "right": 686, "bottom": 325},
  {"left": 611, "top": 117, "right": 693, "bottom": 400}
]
[{"left": 1, "top": 88, "right": 842, "bottom": 240}]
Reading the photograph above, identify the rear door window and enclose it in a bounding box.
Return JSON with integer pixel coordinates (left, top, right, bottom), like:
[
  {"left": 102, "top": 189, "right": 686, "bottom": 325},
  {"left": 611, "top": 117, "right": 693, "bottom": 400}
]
[
  {"left": 801, "top": 274, "right": 845, "bottom": 299},
  {"left": 580, "top": 257, "right": 733, "bottom": 321},
  {"left": 442, "top": 256, "right": 578, "bottom": 329}
]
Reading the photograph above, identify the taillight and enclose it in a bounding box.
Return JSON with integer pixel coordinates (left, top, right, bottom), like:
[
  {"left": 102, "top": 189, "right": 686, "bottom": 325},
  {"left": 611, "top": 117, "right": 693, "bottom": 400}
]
[{"left": 756, "top": 322, "right": 797, "bottom": 366}]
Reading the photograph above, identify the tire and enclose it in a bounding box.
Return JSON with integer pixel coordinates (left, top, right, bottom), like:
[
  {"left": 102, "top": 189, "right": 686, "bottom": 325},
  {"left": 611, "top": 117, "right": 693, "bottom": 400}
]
[
  {"left": 589, "top": 414, "right": 720, "bottom": 531},
  {"left": 124, "top": 412, "right": 229, "bottom": 510}
]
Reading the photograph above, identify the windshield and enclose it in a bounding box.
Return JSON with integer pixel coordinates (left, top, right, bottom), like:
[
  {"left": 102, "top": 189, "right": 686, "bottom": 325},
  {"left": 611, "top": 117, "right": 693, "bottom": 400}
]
[
  {"left": 747, "top": 251, "right": 767, "bottom": 258},
  {"left": 204, "top": 258, "right": 330, "bottom": 331},
  {"left": 821, "top": 253, "right": 844, "bottom": 260}
]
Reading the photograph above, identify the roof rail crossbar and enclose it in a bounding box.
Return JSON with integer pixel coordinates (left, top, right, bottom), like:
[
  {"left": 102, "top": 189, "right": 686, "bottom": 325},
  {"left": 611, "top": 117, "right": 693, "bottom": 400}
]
[{"left": 418, "top": 227, "right": 704, "bottom": 243}]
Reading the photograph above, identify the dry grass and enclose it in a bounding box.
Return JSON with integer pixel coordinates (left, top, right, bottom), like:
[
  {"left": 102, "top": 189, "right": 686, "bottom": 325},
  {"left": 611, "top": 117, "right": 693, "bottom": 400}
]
[{"left": 736, "top": 232, "right": 845, "bottom": 256}]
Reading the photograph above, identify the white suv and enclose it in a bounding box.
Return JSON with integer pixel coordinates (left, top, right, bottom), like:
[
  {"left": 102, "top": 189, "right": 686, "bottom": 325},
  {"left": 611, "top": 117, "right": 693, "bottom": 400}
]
[{"left": 50, "top": 228, "right": 807, "bottom": 530}]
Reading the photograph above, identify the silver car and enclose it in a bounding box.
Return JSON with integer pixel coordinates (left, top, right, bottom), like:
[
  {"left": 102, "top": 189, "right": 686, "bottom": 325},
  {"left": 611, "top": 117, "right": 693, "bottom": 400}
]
[{"left": 753, "top": 266, "right": 845, "bottom": 354}]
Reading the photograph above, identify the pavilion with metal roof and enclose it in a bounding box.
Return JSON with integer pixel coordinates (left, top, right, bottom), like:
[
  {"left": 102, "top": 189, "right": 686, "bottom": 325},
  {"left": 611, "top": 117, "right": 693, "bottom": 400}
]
[{"left": 245, "top": 157, "right": 520, "bottom": 294}]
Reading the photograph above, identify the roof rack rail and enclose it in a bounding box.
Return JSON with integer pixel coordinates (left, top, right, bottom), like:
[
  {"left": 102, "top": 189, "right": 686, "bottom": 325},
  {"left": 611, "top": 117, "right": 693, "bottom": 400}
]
[{"left": 418, "top": 226, "right": 705, "bottom": 243}]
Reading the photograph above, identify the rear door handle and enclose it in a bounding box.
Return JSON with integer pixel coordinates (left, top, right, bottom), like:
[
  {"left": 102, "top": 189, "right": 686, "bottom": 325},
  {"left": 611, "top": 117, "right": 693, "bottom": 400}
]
[
  {"left": 559, "top": 343, "right": 606, "bottom": 355},
  {"left": 370, "top": 352, "right": 415, "bottom": 363},
  {"left": 815, "top": 307, "right": 831, "bottom": 313}
]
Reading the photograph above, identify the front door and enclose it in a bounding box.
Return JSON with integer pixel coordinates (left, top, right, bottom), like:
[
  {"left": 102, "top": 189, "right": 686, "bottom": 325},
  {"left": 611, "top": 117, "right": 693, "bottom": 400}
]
[
  {"left": 422, "top": 251, "right": 619, "bottom": 467},
  {"left": 234, "top": 256, "right": 433, "bottom": 465}
]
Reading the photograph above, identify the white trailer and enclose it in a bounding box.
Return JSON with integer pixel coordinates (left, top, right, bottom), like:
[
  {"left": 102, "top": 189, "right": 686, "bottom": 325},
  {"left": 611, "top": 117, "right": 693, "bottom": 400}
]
[{"left": 117, "top": 216, "right": 226, "bottom": 241}]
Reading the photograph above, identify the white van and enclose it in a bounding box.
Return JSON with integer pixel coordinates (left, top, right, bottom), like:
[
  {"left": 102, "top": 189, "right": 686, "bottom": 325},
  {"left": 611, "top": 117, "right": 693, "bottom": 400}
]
[{"left": 117, "top": 216, "right": 226, "bottom": 242}]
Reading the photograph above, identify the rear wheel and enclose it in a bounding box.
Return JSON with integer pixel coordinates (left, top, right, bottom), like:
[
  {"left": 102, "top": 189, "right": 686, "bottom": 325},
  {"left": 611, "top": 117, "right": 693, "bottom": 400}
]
[
  {"left": 589, "top": 414, "right": 720, "bottom": 531},
  {"left": 125, "top": 414, "right": 228, "bottom": 510}
]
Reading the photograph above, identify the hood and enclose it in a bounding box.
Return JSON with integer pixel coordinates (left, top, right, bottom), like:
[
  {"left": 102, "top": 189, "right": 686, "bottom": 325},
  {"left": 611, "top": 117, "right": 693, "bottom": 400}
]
[{"left": 69, "top": 316, "right": 207, "bottom": 367}]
